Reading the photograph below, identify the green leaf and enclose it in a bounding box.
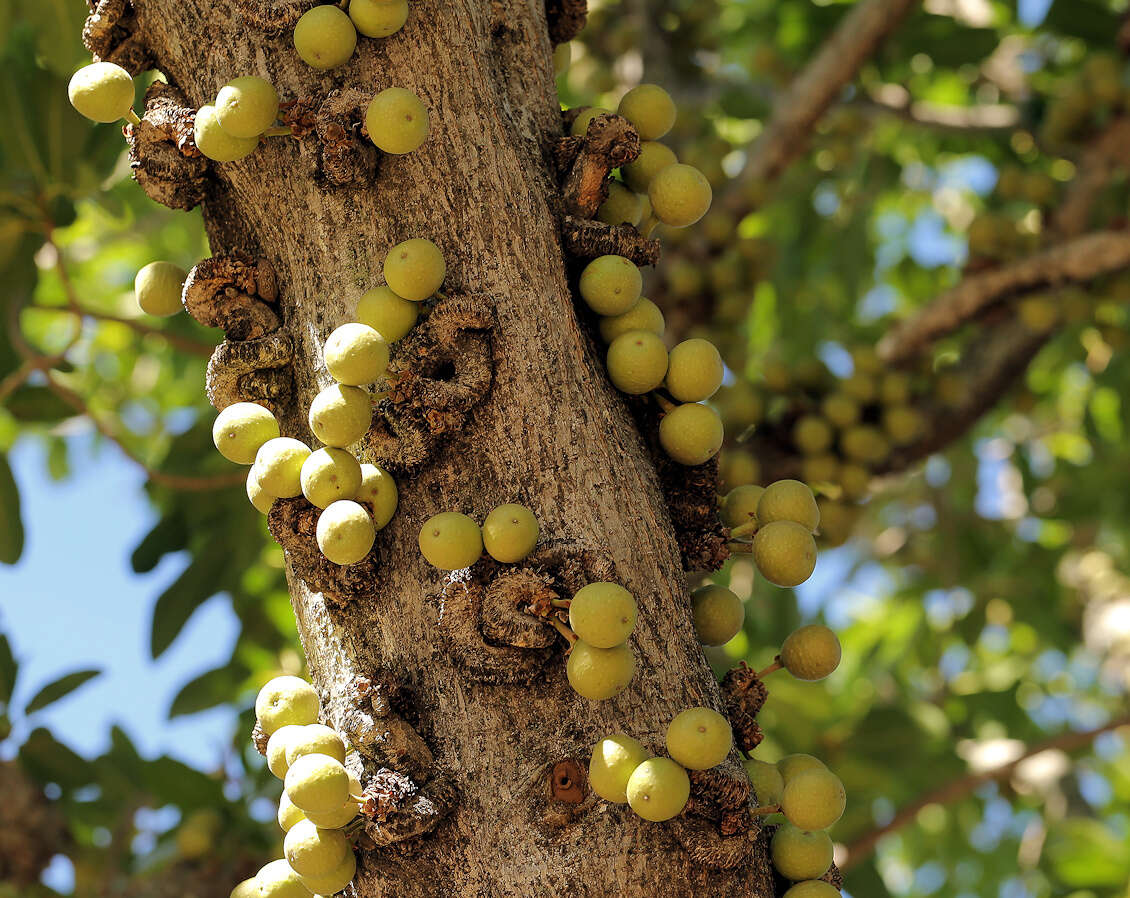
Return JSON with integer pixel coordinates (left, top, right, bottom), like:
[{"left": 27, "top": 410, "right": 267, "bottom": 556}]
[
  {"left": 131, "top": 511, "right": 189, "bottom": 574},
  {"left": 24, "top": 667, "right": 100, "bottom": 713},
  {"left": 0, "top": 634, "right": 17, "bottom": 703},
  {"left": 1047, "top": 818, "right": 1130, "bottom": 887},
  {"left": 150, "top": 538, "right": 229, "bottom": 658},
  {"left": 19, "top": 726, "right": 92, "bottom": 788},
  {"left": 4, "top": 385, "right": 77, "bottom": 423},
  {"left": 0, "top": 451, "right": 24, "bottom": 565},
  {"left": 141, "top": 755, "right": 226, "bottom": 809},
  {"left": 1044, "top": 0, "right": 1121, "bottom": 42},
  {"left": 169, "top": 661, "right": 247, "bottom": 718}
]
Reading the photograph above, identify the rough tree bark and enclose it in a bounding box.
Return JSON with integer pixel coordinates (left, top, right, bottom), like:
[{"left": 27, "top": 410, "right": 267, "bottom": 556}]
[{"left": 105, "top": 1, "right": 779, "bottom": 895}]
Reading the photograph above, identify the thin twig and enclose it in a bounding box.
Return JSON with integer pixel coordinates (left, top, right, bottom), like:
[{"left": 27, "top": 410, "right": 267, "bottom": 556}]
[
  {"left": 841, "top": 714, "right": 1130, "bottom": 871},
  {"left": 41, "top": 373, "right": 244, "bottom": 492}
]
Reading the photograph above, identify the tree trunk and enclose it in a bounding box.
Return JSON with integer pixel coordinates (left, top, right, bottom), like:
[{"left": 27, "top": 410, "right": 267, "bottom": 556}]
[{"left": 119, "top": 1, "right": 773, "bottom": 894}]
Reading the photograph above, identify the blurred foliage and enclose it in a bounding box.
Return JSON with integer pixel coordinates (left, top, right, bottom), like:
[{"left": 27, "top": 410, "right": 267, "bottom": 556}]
[{"left": 2, "top": 0, "right": 1130, "bottom": 896}]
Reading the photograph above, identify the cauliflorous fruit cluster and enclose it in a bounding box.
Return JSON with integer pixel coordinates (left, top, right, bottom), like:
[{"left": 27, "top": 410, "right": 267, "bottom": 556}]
[
  {"left": 588, "top": 706, "right": 732, "bottom": 822},
  {"left": 566, "top": 582, "right": 638, "bottom": 701},
  {"left": 227, "top": 676, "right": 360, "bottom": 898},
  {"left": 715, "top": 344, "right": 968, "bottom": 547},
  {"left": 134, "top": 261, "right": 188, "bottom": 317},
  {"left": 293, "top": 0, "right": 410, "bottom": 71},
  {"left": 194, "top": 75, "right": 281, "bottom": 162},
  {"left": 417, "top": 503, "right": 539, "bottom": 569},
  {"left": 722, "top": 479, "right": 821, "bottom": 588}
]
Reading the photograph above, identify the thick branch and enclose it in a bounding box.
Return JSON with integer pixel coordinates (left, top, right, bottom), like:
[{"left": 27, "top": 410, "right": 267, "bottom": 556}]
[
  {"left": 739, "top": 0, "right": 919, "bottom": 190},
  {"left": 841, "top": 714, "right": 1130, "bottom": 871},
  {"left": 879, "top": 230, "right": 1130, "bottom": 364}
]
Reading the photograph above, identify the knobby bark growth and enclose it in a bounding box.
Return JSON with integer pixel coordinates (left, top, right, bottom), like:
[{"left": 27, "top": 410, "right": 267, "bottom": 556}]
[{"left": 102, "top": 0, "right": 781, "bottom": 894}]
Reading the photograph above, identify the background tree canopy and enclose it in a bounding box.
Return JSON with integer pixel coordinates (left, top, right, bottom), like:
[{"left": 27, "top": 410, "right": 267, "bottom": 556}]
[{"left": 2, "top": 0, "right": 1129, "bottom": 896}]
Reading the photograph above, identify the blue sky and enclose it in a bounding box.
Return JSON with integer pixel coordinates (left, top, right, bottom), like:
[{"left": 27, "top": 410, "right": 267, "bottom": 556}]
[{"left": 0, "top": 436, "right": 239, "bottom": 769}]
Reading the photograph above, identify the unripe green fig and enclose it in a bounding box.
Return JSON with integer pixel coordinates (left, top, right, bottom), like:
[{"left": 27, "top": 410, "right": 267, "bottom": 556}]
[
  {"left": 301, "top": 447, "right": 363, "bottom": 509},
  {"left": 691, "top": 584, "right": 744, "bottom": 646},
  {"left": 780, "top": 624, "right": 841, "bottom": 681},
  {"left": 665, "top": 338, "right": 723, "bottom": 402},
  {"left": 757, "top": 480, "right": 819, "bottom": 532},
  {"left": 277, "top": 791, "right": 306, "bottom": 832},
  {"left": 648, "top": 163, "right": 712, "bottom": 228},
  {"left": 553, "top": 42, "right": 571, "bottom": 76},
  {"left": 255, "top": 859, "right": 309, "bottom": 898},
  {"left": 752, "top": 521, "right": 817, "bottom": 588},
  {"left": 588, "top": 734, "right": 651, "bottom": 803},
  {"left": 230, "top": 877, "right": 259, "bottom": 898},
  {"left": 776, "top": 754, "right": 827, "bottom": 784},
  {"left": 617, "top": 84, "right": 676, "bottom": 141},
  {"left": 781, "top": 881, "right": 840, "bottom": 898},
  {"left": 771, "top": 824, "right": 834, "bottom": 881},
  {"left": 296, "top": 849, "right": 356, "bottom": 896},
  {"left": 215, "top": 76, "right": 279, "bottom": 138},
  {"left": 570, "top": 106, "right": 611, "bottom": 136},
  {"left": 879, "top": 371, "right": 911, "bottom": 405},
  {"left": 418, "top": 511, "right": 483, "bottom": 570},
  {"left": 316, "top": 500, "right": 375, "bottom": 565},
  {"left": 308, "top": 384, "right": 372, "bottom": 447},
  {"left": 743, "top": 758, "right": 784, "bottom": 805},
  {"left": 837, "top": 463, "right": 870, "bottom": 500},
  {"left": 882, "top": 405, "right": 923, "bottom": 446},
  {"left": 841, "top": 424, "right": 890, "bottom": 465},
  {"left": 481, "top": 503, "right": 539, "bottom": 563},
  {"left": 285, "top": 724, "right": 347, "bottom": 767},
  {"left": 285, "top": 753, "right": 350, "bottom": 815},
  {"left": 357, "top": 463, "right": 398, "bottom": 529},
  {"left": 780, "top": 768, "right": 846, "bottom": 832},
  {"left": 801, "top": 454, "right": 839, "bottom": 486},
  {"left": 68, "top": 62, "right": 135, "bottom": 123},
  {"left": 622, "top": 140, "right": 677, "bottom": 193},
  {"left": 719, "top": 450, "right": 760, "bottom": 489},
  {"left": 597, "top": 181, "right": 644, "bottom": 226},
  {"left": 840, "top": 371, "right": 877, "bottom": 402},
  {"left": 569, "top": 582, "right": 637, "bottom": 648},
  {"left": 324, "top": 322, "right": 389, "bottom": 386},
  {"left": 349, "top": 0, "right": 408, "bottom": 37},
  {"left": 820, "top": 392, "right": 859, "bottom": 429},
  {"left": 134, "top": 261, "right": 187, "bottom": 317},
  {"left": 247, "top": 468, "right": 275, "bottom": 515},
  {"left": 606, "top": 330, "right": 668, "bottom": 394},
  {"left": 665, "top": 706, "right": 732, "bottom": 770},
  {"left": 366, "top": 87, "right": 430, "bottom": 154},
  {"left": 579, "top": 255, "right": 643, "bottom": 316},
  {"left": 383, "top": 238, "right": 445, "bottom": 301},
  {"left": 293, "top": 5, "right": 358, "bottom": 70},
  {"left": 267, "top": 724, "right": 305, "bottom": 779},
  {"left": 625, "top": 757, "right": 690, "bottom": 822},
  {"left": 599, "top": 297, "right": 665, "bottom": 342},
  {"left": 659, "top": 402, "right": 724, "bottom": 466},
  {"left": 566, "top": 640, "right": 635, "bottom": 700},
  {"left": 253, "top": 438, "right": 311, "bottom": 499},
  {"left": 194, "top": 104, "right": 260, "bottom": 162},
  {"left": 355, "top": 285, "right": 418, "bottom": 342},
  {"left": 720, "top": 484, "right": 764, "bottom": 529},
  {"left": 256, "top": 675, "right": 320, "bottom": 735},
  {"left": 213, "top": 402, "right": 280, "bottom": 465},
  {"left": 284, "top": 819, "right": 349, "bottom": 877},
  {"left": 304, "top": 797, "right": 359, "bottom": 829},
  {"left": 793, "top": 416, "right": 833, "bottom": 456}
]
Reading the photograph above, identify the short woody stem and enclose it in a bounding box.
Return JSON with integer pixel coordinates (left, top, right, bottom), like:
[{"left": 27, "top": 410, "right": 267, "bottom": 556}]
[
  {"left": 729, "top": 521, "right": 757, "bottom": 540},
  {"left": 755, "top": 657, "right": 783, "bottom": 679},
  {"left": 263, "top": 125, "right": 294, "bottom": 137},
  {"left": 654, "top": 393, "right": 676, "bottom": 413},
  {"left": 125, "top": 109, "right": 142, "bottom": 126},
  {"left": 750, "top": 804, "right": 781, "bottom": 817},
  {"left": 550, "top": 617, "right": 578, "bottom": 647},
  {"left": 727, "top": 542, "right": 753, "bottom": 555},
  {"left": 550, "top": 598, "right": 572, "bottom": 609}
]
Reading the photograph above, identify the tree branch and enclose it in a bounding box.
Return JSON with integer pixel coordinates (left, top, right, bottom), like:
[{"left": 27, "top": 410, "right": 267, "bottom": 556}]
[
  {"left": 878, "top": 230, "right": 1130, "bottom": 365},
  {"left": 841, "top": 714, "right": 1130, "bottom": 871},
  {"left": 739, "top": 0, "right": 920, "bottom": 192},
  {"left": 41, "top": 373, "right": 245, "bottom": 492},
  {"left": 859, "top": 84, "right": 1020, "bottom": 135}
]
